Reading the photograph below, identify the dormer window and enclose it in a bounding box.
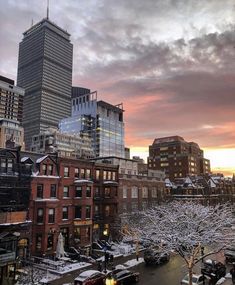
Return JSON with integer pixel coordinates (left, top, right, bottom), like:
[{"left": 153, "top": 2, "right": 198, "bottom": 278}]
[{"left": 42, "top": 164, "right": 47, "bottom": 175}]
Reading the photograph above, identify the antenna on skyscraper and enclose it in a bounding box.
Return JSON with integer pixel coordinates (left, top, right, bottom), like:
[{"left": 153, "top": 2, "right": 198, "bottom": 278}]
[
  {"left": 31, "top": 19, "right": 34, "bottom": 27},
  {"left": 46, "top": 0, "right": 49, "bottom": 19}
]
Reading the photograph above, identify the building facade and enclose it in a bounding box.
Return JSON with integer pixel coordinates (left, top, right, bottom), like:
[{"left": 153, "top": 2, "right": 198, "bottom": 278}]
[
  {"left": 59, "top": 90, "right": 125, "bottom": 158},
  {"left": 148, "top": 136, "right": 211, "bottom": 180},
  {"left": 0, "top": 148, "right": 32, "bottom": 284},
  {"left": 30, "top": 127, "right": 94, "bottom": 159},
  {"left": 0, "top": 119, "right": 24, "bottom": 149},
  {"left": 0, "top": 76, "right": 24, "bottom": 123},
  {"left": 27, "top": 154, "right": 119, "bottom": 256},
  {"left": 17, "top": 18, "right": 73, "bottom": 149}
]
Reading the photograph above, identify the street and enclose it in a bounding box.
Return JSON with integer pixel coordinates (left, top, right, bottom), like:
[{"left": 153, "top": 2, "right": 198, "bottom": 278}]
[
  {"left": 50, "top": 253, "right": 189, "bottom": 285},
  {"left": 135, "top": 254, "right": 186, "bottom": 285}
]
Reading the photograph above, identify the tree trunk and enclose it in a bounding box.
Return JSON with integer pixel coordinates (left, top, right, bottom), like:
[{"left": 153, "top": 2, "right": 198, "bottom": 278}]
[{"left": 188, "top": 265, "right": 193, "bottom": 285}]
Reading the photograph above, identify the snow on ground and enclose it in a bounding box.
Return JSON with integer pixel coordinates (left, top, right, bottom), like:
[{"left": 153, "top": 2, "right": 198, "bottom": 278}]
[{"left": 16, "top": 242, "right": 142, "bottom": 284}]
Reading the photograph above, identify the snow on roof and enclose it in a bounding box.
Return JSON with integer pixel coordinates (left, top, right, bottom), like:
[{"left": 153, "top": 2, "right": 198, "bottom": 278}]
[
  {"left": 36, "top": 155, "right": 48, "bottom": 164},
  {"left": 74, "top": 179, "right": 94, "bottom": 184},
  {"left": 209, "top": 178, "right": 217, "bottom": 188},
  {"left": 103, "top": 181, "right": 118, "bottom": 185},
  {"left": 21, "top": 157, "right": 30, "bottom": 162}
]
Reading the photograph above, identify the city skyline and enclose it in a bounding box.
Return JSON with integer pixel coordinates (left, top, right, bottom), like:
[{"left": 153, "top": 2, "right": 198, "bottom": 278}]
[{"left": 0, "top": 0, "right": 235, "bottom": 176}]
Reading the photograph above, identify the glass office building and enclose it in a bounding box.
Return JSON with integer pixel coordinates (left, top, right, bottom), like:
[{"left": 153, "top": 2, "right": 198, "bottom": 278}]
[
  {"left": 17, "top": 18, "right": 73, "bottom": 149},
  {"left": 59, "top": 89, "right": 125, "bottom": 158}
]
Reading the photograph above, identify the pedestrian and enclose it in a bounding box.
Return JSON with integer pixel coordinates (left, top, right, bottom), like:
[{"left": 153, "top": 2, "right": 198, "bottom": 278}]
[
  {"left": 97, "top": 260, "right": 102, "bottom": 272},
  {"left": 230, "top": 265, "right": 235, "bottom": 284}
]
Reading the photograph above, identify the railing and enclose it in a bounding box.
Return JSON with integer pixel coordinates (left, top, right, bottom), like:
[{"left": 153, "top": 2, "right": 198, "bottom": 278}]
[{"left": 0, "top": 251, "right": 16, "bottom": 264}]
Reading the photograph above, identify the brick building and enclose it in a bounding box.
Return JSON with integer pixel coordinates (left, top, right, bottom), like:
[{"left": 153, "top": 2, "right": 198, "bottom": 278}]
[
  {"left": 27, "top": 154, "right": 119, "bottom": 256},
  {"left": 0, "top": 148, "right": 32, "bottom": 284},
  {"left": 148, "top": 136, "right": 211, "bottom": 180}
]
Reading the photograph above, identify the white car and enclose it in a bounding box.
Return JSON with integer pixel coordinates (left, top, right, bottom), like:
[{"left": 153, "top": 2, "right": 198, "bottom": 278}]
[{"left": 181, "top": 274, "right": 207, "bottom": 285}]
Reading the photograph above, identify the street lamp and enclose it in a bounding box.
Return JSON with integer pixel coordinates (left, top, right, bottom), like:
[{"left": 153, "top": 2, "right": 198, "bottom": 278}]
[
  {"left": 105, "top": 274, "right": 116, "bottom": 285},
  {"left": 103, "top": 229, "right": 108, "bottom": 273}
]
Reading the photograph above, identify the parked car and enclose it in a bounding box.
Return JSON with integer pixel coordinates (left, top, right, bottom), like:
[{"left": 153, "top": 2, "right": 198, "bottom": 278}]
[
  {"left": 224, "top": 246, "right": 235, "bottom": 263},
  {"left": 181, "top": 274, "right": 207, "bottom": 285},
  {"left": 74, "top": 270, "right": 106, "bottom": 285},
  {"left": 144, "top": 248, "right": 170, "bottom": 265},
  {"left": 201, "top": 259, "right": 226, "bottom": 281},
  {"left": 111, "top": 269, "right": 140, "bottom": 285}
]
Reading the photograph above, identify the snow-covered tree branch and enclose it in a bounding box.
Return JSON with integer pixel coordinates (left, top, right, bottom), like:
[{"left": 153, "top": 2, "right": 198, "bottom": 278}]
[{"left": 120, "top": 201, "right": 234, "bottom": 285}]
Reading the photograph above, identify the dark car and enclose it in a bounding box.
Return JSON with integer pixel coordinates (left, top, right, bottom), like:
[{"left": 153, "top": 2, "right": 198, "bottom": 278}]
[
  {"left": 224, "top": 246, "right": 235, "bottom": 263},
  {"left": 74, "top": 270, "right": 105, "bottom": 285},
  {"left": 144, "top": 248, "right": 170, "bottom": 265},
  {"left": 112, "top": 269, "right": 139, "bottom": 285},
  {"left": 201, "top": 259, "right": 226, "bottom": 281}
]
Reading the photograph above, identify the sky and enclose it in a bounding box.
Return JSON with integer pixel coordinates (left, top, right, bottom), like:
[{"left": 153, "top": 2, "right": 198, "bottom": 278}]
[{"left": 0, "top": 0, "right": 235, "bottom": 176}]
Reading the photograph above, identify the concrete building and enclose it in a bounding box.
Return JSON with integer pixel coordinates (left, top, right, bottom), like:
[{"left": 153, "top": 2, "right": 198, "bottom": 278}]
[
  {"left": 0, "top": 76, "right": 24, "bottom": 123},
  {"left": 30, "top": 127, "right": 94, "bottom": 159},
  {"left": 148, "top": 136, "right": 211, "bottom": 180},
  {"left": 59, "top": 90, "right": 125, "bottom": 158},
  {"left": 17, "top": 18, "right": 73, "bottom": 149},
  {"left": 0, "top": 119, "right": 24, "bottom": 149}
]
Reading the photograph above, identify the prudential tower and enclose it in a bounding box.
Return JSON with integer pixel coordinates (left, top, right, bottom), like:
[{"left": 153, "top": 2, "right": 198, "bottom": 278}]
[{"left": 17, "top": 12, "right": 73, "bottom": 149}]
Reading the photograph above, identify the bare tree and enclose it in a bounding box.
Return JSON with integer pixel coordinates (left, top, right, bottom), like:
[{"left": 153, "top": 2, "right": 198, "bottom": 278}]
[{"left": 121, "top": 201, "right": 234, "bottom": 285}]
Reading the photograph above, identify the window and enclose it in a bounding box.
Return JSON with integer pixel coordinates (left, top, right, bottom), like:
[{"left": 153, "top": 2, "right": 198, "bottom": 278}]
[
  {"left": 80, "top": 168, "right": 85, "bottom": 178},
  {"left": 75, "top": 206, "right": 82, "bottom": 219},
  {"left": 37, "top": 208, "right": 43, "bottom": 223},
  {"left": 123, "top": 186, "right": 127, "bottom": 198},
  {"left": 95, "top": 170, "right": 100, "bottom": 180},
  {"left": 64, "top": 167, "right": 69, "bottom": 177},
  {"left": 86, "top": 206, "right": 91, "bottom": 219},
  {"left": 105, "top": 205, "right": 110, "bottom": 217},
  {"left": 47, "top": 234, "right": 53, "bottom": 250},
  {"left": 103, "top": 171, "right": 107, "bottom": 180},
  {"left": 62, "top": 207, "right": 68, "bottom": 220},
  {"left": 142, "top": 187, "right": 148, "bottom": 198},
  {"left": 50, "top": 184, "right": 56, "bottom": 198},
  {"left": 131, "top": 186, "right": 138, "bottom": 198},
  {"left": 104, "top": 187, "right": 110, "bottom": 197},
  {"left": 112, "top": 172, "right": 116, "bottom": 181},
  {"left": 7, "top": 159, "right": 13, "bottom": 172},
  {"left": 94, "top": 187, "right": 100, "bottom": 198},
  {"left": 48, "top": 208, "right": 55, "bottom": 223},
  {"left": 75, "top": 168, "right": 79, "bottom": 178},
  {"left": 107, "top": 171, "right": 112, "bottom": 180},
  {"left": 85, "top": 227, "right": 90, "bottom": 240},
  {"left": 152, "top": 187, "right": 157, "bottom": 198},
  {"left": 63, "top": 186, "right": 69, "bottom": 198},
  {"left": 37, "top": 184, "right": 43, "bottom": 199},
  {"left": 42, "top": 164, "right": 47, "bottom": 175},
  {"left": 48, "top": 165, "right": 53, "bottom": 175},
  {"left": 75, "top": 186, "right": 82, "bottom": 198},
  {"left": 86, "top": 169, "right": 91, "bottom": 179},
  {"left": 86, "top": 186, "right": 91, "bottom": 198},
  {"left": 36, "top": 234, "right": 42, "bottom": 250}
]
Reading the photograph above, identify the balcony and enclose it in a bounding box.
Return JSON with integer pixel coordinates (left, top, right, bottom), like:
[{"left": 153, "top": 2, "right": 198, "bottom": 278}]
[{"left": 0, "top": 249, "right": 16, "bottom": 264}]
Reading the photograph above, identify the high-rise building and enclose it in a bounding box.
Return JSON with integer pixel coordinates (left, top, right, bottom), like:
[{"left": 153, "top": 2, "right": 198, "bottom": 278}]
[
  {"left": 17, "top": 18, "right": 73, "bottom": 149},
  {"left": 148, "top": 136, "right": 211, "bottom": 180},
  {"left": 0, "top": 76, "right": 24, "bottom": 122},
  {"left": 59, "top": 90, "right": 125, "bottom": 158}
]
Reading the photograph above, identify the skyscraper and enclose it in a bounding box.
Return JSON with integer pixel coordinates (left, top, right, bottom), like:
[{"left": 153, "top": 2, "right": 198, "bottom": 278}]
[
  {"left": 17, "top": 18, "right": 73, "bottom": 149},
  {"left": 59, "top": 90, "right": 125, "bottom": 158}
]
